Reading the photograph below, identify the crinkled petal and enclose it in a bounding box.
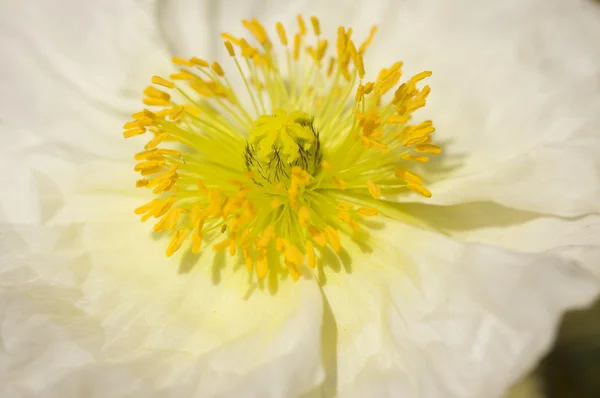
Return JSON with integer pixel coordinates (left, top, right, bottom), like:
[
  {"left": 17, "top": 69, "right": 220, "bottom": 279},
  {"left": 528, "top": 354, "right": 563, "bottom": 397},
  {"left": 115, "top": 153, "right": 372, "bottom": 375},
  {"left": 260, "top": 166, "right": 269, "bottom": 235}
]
[
  {"left": 368, "top": 0, "right": 600, "bottom": 216},
  {"left": 0, "top": 218, "right": 324, "bottom": 398},
  {"left": 319, "top": 219, "right": 600, "bottom": 397},
  {"left": 398, "top": 201, "right": 600, "bottom": 254},
  {"left": 0, "top": 0, "right": 173, "bottom": 158}
]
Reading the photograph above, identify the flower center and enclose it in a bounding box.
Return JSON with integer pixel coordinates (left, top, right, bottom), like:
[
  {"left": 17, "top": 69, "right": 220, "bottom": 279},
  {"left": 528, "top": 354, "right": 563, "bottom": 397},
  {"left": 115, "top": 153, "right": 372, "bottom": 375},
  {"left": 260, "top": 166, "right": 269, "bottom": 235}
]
[
  {"left": 246, "top": 109, "right": 321, "bottom": 186},
  {"left": 124, "top": 15, "right": 441, "bottom": 282}
]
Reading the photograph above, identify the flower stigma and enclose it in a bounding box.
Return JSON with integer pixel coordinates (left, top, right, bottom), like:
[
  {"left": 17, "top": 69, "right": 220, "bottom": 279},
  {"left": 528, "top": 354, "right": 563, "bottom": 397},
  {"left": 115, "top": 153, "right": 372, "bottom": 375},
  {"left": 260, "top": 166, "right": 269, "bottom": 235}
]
[{"left": 125, "top": 16, "right": 441, "bottom": 282}]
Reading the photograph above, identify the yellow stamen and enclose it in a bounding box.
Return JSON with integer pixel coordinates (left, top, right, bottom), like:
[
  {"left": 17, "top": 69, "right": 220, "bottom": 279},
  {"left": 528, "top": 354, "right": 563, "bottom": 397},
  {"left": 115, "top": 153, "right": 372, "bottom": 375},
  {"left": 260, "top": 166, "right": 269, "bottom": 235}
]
[
  {"left": 297, "top": 15, "right": 307, "bottom": 35},
  {"left": 276, "top": 22, "right": 288, "bottom": 45},
  {"left": 124, "top": 16, "right": 441, "bottom": 283},
  {"left": 358, "top": 207, "right": 378, "bottom": 216},
  {"left": 407, "top": 183, "right": 432, "bottom": 198},
  {"left": 166, "top": 229, "right": 189, "bottom": 257},
  {"left": 152, "top": 75, "right": 175, "bottom": 89},
  {"left": 367, "top": 180, "right": 381, "bottom": 199},
  {"left": 212, "top": 62, "right": 225, "bottom": 77},
  {"left": 172, "top": 56, "right": 193, "bottom": 66},
  {"left": 224, "top": 41, "right": 236, "bottom": 57},
  {"left": 310, "top": 16, "right": 321, "bottom": 36}
]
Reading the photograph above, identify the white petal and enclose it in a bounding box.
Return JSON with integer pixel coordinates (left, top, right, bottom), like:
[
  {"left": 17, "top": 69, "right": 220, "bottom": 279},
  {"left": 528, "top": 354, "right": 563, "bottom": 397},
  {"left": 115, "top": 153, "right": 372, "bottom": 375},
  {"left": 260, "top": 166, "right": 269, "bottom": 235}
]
[
  {"left": 319, "top": 219, "right": 600, "bottom": 397},
  {"left": 0, "top": 0, "right": 172, "bottom": 108},
  {"left": 0, "top": 0, "right": 174, "bottom": 160},
  {"left": 0, "top": 211, "right": 324, "bottom": 397},
  {"left": 366, "top": 0, "right": 600, "bottom": 216},
  {"left": 398, "top": 201, "right": 600, "bottom": 253}
]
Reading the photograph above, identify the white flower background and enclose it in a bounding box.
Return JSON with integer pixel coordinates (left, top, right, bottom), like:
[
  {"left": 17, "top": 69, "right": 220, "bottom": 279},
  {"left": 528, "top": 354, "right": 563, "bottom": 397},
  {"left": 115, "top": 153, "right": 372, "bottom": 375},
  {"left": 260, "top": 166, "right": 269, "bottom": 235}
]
[{"left": 1, "top": 0, "right": 600, "bottom": 397}]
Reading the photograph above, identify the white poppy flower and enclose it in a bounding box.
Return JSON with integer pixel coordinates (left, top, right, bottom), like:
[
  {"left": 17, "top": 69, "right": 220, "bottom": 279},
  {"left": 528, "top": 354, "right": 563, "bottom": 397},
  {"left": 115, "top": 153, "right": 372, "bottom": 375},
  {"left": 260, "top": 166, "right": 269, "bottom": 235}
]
[{"left": 1, "top": 0, "right": 600, "bottom": 397}]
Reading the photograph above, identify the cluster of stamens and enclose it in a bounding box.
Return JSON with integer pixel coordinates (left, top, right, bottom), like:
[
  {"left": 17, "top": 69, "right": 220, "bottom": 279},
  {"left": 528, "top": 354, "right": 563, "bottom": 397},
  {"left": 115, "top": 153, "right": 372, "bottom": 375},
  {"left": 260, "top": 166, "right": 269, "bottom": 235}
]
[{"left": 123, "top": 16, "right": 440, "bottom": 281}]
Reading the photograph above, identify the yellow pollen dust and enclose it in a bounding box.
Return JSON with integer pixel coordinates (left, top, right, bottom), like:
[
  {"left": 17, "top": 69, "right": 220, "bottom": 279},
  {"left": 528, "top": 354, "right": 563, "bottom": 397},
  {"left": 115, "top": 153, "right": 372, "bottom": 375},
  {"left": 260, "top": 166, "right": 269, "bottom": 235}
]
[{"left": 124, "top": 16, "right": 440, "bottom": 283}]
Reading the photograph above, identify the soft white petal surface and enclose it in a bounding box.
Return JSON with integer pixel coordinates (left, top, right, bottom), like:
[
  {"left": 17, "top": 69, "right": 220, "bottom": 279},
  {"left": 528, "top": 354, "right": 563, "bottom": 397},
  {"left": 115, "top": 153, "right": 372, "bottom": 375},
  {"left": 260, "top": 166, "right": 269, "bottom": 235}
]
[
  {"left": 367, "top": 0, "right": 600, "bottom": 216},
  {"left": 0, "top": 215, "right": 325, "bottom": 397},
  {"left": 320, "top": 220, "right": 600, "bottom": 397}
]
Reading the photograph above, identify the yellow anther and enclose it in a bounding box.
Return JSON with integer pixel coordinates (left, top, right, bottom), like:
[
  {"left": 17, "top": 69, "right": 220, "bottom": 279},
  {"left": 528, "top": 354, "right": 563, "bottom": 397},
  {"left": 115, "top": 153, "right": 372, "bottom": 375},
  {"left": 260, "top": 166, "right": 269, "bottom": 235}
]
[
  {"left": 276, "top": 22, "right": 288, "bottom": 45},
  {"left": 220, "top": 33, "right": 240, "bottom": 44},
  {"left": 211, "top": 62, "right": 225, "bottom": 77},
  {"left": 166, "top": 229, "right": 189, "bottom": 257},
  {"left": 324, "top": 226, "right": 340, "bottom": 252},
  {"left": 332, "top": 176, "right": 347, "bottom": 190},
  {"left": 400, "top": 154, "right": 429, "bottom": 163},
  {"left": 309, "top": 226, "right": 327, "bottom": 246},
  {"left": 293, "top": 33, "right": 301, "bottom": 60},
  {"left": 152, "top": 196, "right": 176, "bottom": 219},
  {"left": 183, "top": 104, "right": 201, "bottom": 117},
  {"left": 257, "top": 251, "right": 268, "bottom": 278},
  {"left": 411, "top": 71, "right": 432, "bottom": 82},
  {"left": 378, "top": 69, "right": 402, "bottom": 95},
  {"left": 144, "top": 132, "right": 169, "bottom": 151},
  {"left": 144, "top": 86, "right": 171, "bottom": 100},
  {"left": 123, "top": 127, "right": 146, "bottom": 138},
  {"left": 166, "top": 208, "right": 184, "bottom": 230},
  {"left": 355, "top": 53, "right": 365, "bottom": 79},
  {"left": 131, "top": 111, "right": 146, "bottom": 120},
  {"left": 243, "top": 248, "right": 253, "bottom": 271},
  {"left": 355, "top": 84, "right": 365, "bottom": 102},
  {"left": 406, "top": 183, "right": 432, "bottom": 198},
  {"left": 414, "top": 144, "right": 442, "bottom": 154},
  {"left": 169, "top": 105, "right": 185, "bottom": 121},
  {"left": 191, "top": 223, "right": 203, "bottom": 253},
  {"left": 123, "top": 121, "right": 140, "bottom": 129},
  {"left": 359, "top": 26, "right": 377, "bottom": 54},
  {"left": 402, "top": 135, "right": 430, "bottom": 146},
  {"left": 239, "top": 39, "right": 259, "bottom": 58},
  {"left": 358, "top": 207, "right": 378, "bottom": 216},
  {"left": 172, "top": 56, "right": 193, "bottom": 67},
  {"left": 347, "top": 40, "right": 358, "bottom": 63},
  {"left": 338, "top": 202, "right": 354, "bottom": 211},
  {"left": 134, "top": 159, "right": 164, "bottom": 172},
  {"left": 134, "top": 148, "right": 160, "bottom": 161},
  {"left": 387, "top": 115, "right": 409, "bottom": 125},
  {"left": 134, "top": 198, "right": 161, "bottom": 215},
  {"left": 190, "top": 57, "right": 209, "bottom": 67},
  {"left": 395, "top": 166, "right": 423, "bottom": 185},
  {"left": 291, "top": 167, "right": 311, "bottom": 185},
  {"left": 367, "top": 180, "right": 381, "bottom": 199},
  {"left": 338, "top": 209, "right": 352, "bottom": 224},
  {"left": 250, "top": 19, "right": 269, "bottom": 45},
  {"left": 224, "top": 41, "right": 236, "bottom": 57},
  {"left": 136, "top": 179, "right": 149, "bottom": 188},
  {"left": 298, "top": 206, "right": 311, "bottom": 227},
  {"left": 281, "top": 240, "right": 304, "bottom": 265},
  {"left": 257, "top": 225, "right": 275, "bottom": 248},
  {"left": 213, "top": 238, "right": 230, "bottom": 252},
  {"left": 151, "top": 75, "right": 175, "bottom": 89},
  {"left": 316, "top": 39, "right": 328, "bottom": 61},
  {"left": 310, "top": 16, "right": 321, "bottom": 35},
  {"left": 288, "top": 262, "right": 301, "bottom": 280},
  {"left": 326, "top": 57, "right": 336, "bottom": 77},
  {"left": 297, "top": 15, "right": 307, "bottom": 35},
  {"left": 143, "top": 97, "right": 170, "bottom": 106},
  {"left": 170, "top": 71, "right": 194, "bottom": 81}
]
